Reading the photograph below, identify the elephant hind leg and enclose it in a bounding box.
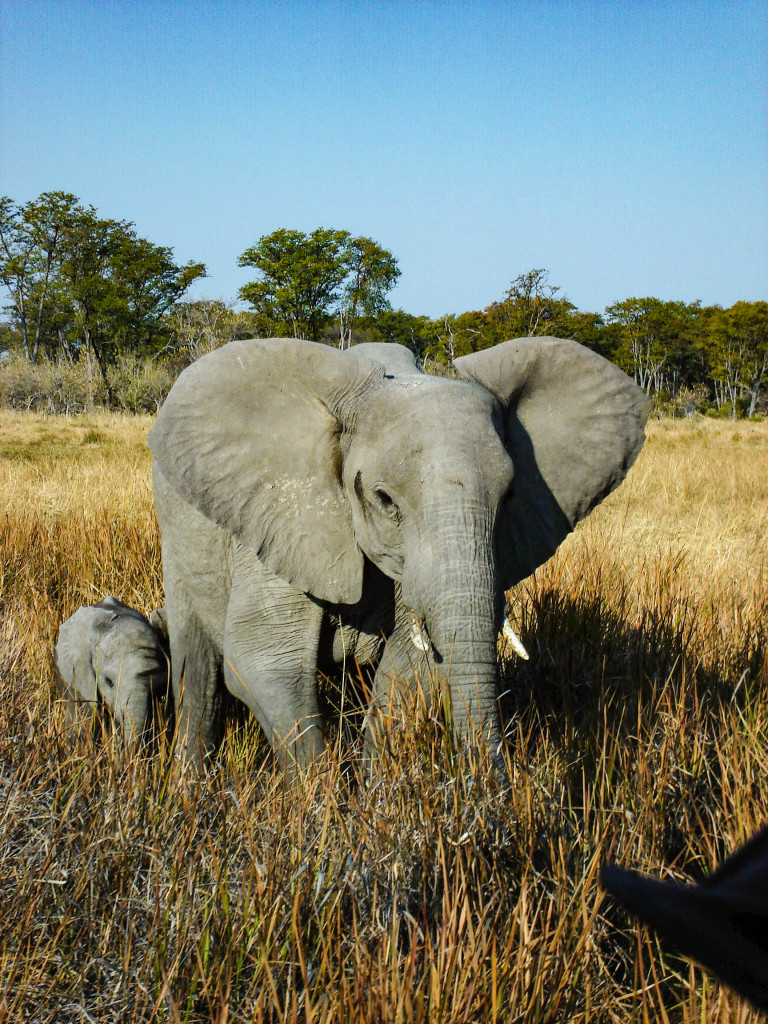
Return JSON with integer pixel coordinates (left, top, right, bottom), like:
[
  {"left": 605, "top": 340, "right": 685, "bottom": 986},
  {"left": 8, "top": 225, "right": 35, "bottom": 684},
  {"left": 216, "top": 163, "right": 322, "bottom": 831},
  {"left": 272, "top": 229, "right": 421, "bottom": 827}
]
[{"left": 169, "top": 606, "right": 225, "bottom": 766}]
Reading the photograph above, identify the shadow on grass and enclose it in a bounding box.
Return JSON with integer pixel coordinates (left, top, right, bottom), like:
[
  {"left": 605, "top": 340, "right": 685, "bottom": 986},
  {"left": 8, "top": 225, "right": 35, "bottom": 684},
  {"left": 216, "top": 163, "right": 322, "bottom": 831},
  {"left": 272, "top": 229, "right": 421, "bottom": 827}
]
[
  {"left": 503, "top": 575, "right": 767, "bottom": 844},
  {"left": 496, "top": 574, "right": 768, "bottom": 1006}
]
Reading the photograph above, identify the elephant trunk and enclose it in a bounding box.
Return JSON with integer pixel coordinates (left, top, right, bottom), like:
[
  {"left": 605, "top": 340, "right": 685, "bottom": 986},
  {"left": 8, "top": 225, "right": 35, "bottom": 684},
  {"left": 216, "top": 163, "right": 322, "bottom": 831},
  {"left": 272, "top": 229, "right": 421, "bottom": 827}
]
[
  {"left": 427, "top": 587, "right": 502, "bottom": 749},
  {"left": 403, "top": 505, "right": 503, "bottom": 754},
  {"left": 115, "top": 688, "right": 152, "bottom": 742}
]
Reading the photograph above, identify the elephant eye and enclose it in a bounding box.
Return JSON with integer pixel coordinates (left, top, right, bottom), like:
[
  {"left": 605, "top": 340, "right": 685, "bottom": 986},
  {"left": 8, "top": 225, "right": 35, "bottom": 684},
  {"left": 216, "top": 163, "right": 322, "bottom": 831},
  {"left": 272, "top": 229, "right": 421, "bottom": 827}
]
[
  {"left": 103, "top": 675, "right": 115, "bottom": 689},
  {"left": 373, "top": 488, "right": 399, "bottom": 518}
]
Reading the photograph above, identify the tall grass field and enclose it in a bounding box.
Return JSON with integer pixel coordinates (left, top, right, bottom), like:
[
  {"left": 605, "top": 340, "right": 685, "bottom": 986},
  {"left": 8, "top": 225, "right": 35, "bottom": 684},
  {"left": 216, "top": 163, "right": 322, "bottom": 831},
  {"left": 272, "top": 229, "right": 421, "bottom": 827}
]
[{"left": 1, "top": 410, "right": 766, "bottom": 1022}]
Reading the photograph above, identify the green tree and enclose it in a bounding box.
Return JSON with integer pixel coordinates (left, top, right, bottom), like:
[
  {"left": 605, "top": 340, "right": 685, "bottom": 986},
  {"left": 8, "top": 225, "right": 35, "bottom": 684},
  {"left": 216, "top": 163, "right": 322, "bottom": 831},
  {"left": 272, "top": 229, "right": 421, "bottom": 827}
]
[
  {"left": 166, "top": 299, "right": 257, "bottom": 363},
  {"left": 424, "top": 311, "right": 493, "bottom": 365},
  {"left": 338, "top": 236, "right": 400, "bottom": 348},
  {"left": 238, "top": 228, "right": 399, "bottom": 344},
  {"left": 485, "top": 269, "right": 576, "bottom": 340},
  {"left": 106, "top": 226, "right": 206, "bottom": 357},
  {"left": 604, "top": 297, "right": 702, "bottom": 396},
  {"left": 703, "top": 301, "right": 768, "bottom": 418},
  {"left": 564, "top": 311, "right": 623, "bottom": 361},
  {"left": 417, "top": 270, "right": 586, "bottom": 367},
  {"left": 0, "top": 192, "right": 80, "bottom": 363},
  {"left": 0, "top": 319, "right": 18, "bottom": 356},
  {"left": 58, "top": 208, "right": 205, "bottom": 399},
  {"left": 0, "top": 194, "right": 206, "bottom": 386},
  {"left": 362, "top": 309, "right": 441, "bottom": 365}
]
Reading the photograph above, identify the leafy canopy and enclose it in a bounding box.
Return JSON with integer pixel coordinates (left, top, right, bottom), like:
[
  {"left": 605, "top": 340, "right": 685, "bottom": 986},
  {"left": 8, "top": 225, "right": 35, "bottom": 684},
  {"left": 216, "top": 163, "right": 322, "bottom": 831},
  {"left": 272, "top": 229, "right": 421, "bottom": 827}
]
[
  {"left": 0, "top": 192, "right": 206, "bottom": 370},
  {"left": 238, "top": 228, "right": 400, "bottom": 342}
]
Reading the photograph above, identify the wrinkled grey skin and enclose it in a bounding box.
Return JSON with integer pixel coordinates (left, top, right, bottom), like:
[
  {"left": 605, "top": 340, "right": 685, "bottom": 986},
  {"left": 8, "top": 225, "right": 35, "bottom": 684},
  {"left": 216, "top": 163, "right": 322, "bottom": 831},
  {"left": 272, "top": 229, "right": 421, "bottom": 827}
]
[
  {"left": 149, "top": 337, "right": 649, "bottom": 768},
  {"left": 54, "top": 596, "right": 170, "bottom": 741}
]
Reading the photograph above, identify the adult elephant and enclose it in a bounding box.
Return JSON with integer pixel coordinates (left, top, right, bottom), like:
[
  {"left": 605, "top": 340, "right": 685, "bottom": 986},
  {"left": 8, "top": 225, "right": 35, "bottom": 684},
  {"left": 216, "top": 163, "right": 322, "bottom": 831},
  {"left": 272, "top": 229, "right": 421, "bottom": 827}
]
[{"left": 149, "top": 337, "right": 648, "bottom": 767}]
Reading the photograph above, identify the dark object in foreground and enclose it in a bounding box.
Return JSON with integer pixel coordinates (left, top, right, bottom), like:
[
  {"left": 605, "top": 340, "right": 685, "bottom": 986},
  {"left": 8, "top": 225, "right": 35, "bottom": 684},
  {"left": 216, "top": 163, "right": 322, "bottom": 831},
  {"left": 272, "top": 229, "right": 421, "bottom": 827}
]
[{"left": 601, "top": 826, "right": 768, "bottom": 1013}]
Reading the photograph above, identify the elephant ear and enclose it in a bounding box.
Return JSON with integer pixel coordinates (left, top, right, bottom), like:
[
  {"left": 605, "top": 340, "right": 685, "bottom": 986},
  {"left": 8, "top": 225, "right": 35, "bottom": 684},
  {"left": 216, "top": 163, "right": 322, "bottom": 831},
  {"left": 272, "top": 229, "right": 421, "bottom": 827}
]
[
  {"left": 149, "top": 338, "right": 383, "bottom": 604},
  {"left": 454, "top": 337, "right": 649, "bottom": 586},
  {"left": 55, "top": 607, "right": 101, "bottom": 702}
]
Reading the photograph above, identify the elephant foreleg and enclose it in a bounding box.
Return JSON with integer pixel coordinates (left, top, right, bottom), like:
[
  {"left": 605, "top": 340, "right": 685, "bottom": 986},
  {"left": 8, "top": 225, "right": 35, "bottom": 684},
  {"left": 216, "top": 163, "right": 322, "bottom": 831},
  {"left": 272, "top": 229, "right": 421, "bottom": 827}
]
[
  {"left": 224, "top": 559, "right": 326, "bottom": 768},
  {"left": 364, "top": 590, "right": 436, "bottom": 756}
]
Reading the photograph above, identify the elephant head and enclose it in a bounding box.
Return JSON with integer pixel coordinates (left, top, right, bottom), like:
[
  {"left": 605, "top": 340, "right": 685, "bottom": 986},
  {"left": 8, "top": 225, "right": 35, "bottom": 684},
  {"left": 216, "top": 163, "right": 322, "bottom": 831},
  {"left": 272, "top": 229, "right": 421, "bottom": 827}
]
[
  {"left": 54, "top": 596, "right": 170, "bottom": 741},
  {"left": 149, "top": 336, "right": 647, "bottom": 754}
]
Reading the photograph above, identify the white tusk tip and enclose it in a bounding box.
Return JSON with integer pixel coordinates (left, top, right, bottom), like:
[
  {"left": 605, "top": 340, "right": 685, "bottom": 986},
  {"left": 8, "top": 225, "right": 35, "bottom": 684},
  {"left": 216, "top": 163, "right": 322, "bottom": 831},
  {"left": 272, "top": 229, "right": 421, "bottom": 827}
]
[
  {"left": 410, "top": 627, "right": 429, "bottom": 652},
  {"left": 410, "top": 614, "right": 430, "bottom": 652},
  {"left": 502, "top": 618, "right": 529, "bottom": 660}
]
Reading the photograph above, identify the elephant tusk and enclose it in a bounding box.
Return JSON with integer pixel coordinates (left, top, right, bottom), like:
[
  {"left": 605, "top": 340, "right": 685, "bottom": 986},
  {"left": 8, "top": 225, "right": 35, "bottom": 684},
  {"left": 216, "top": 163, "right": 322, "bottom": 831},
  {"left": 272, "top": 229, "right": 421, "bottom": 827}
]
[
  {"left": 502, "top": 617, "right": 529, "bottom": 660},
  {"left": 410, "top": 614, "right": 430, "bottom": 653}
]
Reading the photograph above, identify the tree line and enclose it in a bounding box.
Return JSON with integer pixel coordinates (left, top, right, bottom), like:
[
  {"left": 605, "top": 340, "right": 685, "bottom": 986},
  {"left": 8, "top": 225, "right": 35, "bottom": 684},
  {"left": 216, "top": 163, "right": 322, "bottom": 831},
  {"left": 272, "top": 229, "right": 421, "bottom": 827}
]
[
  {"left": 1, "top": 192, "right": 766, "bottom": 417},
  {"left": 415, "top": 272, "right": 768, "bottom": 419}
]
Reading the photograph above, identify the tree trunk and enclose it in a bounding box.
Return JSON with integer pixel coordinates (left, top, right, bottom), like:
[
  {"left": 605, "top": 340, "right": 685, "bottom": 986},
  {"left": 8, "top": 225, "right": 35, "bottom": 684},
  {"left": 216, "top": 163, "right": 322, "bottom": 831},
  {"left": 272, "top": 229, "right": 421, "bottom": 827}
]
[
  {"left": 84, "top": 330, "right": 95, "bottom": 408},
  {"left": 16, "top": 293, "right": 32, "bottom": 363},
  {"left": 338, "top": 301, "right": 352, "bottom": 350},
  {"left": 747, "top": 350, "right": 767, "bottom": 418},
  {"left": 30, "top": 241, "right": 57, "bottom": 364},
  {"left": 91, "top": 335, "right": 115, "bottom": 406},
  {"left": 58, "top": 328, "right": 74, "bottom": 363}
]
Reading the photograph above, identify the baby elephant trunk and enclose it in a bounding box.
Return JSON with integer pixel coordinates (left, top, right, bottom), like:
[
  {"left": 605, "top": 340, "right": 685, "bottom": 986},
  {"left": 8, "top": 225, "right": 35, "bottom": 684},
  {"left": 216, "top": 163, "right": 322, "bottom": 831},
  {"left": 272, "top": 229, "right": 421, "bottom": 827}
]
[
  {"left": 113, "top": 657, "right": 168, "bottom": 741},
  {"left": 115, "top": 687, "right": 153, "bottom": 742}
]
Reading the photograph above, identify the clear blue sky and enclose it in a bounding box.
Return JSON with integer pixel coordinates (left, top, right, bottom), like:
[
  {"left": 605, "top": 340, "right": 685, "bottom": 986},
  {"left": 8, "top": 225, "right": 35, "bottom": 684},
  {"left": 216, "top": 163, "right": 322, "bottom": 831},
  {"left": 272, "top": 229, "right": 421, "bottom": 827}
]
[{"left": 1, "top": 1, "right": 766, "bottom": 317}]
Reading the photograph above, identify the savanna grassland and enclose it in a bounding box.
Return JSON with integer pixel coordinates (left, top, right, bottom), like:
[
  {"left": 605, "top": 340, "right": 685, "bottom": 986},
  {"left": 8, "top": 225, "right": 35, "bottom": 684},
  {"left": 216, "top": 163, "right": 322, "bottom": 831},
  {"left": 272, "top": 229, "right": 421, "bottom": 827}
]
[{"left": 0, "top": 410, "right": 766, "bottom": 1023}]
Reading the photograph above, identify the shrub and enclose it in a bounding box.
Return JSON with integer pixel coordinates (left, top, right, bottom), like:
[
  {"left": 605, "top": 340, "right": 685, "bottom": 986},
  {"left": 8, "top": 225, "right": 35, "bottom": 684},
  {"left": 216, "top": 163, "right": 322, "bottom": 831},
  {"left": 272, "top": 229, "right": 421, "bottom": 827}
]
[
  {"left": 106, "top": 354, "right": 176, "bottom": 413},
  {"left": 0, "top": 354, "right": 177, "bottom": 414},
  {"left": 0, "top": 355, "right": 105, "bottom": 413},
  {"left": 671, "top": 383, "right": 710, "bottom": 418},
  {"left": 651, "top": 384, "right": 711, "bottom": 419}
]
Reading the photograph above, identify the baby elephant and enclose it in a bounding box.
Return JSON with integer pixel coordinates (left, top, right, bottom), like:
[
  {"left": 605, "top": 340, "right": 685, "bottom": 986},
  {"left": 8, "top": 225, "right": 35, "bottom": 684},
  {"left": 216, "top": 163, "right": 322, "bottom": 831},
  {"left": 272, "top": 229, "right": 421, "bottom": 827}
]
[{"left": 54, "top": 597, "right": 170, "bottom": 742}]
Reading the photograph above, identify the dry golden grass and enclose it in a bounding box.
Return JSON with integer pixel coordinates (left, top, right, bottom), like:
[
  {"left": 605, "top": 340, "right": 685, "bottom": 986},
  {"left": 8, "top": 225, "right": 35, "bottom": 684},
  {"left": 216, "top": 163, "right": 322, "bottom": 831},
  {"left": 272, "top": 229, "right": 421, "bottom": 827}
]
[
  {"left": 0, "top": 411, "right": 766, "bottom": 1022},
  {"left": 0, "top": 409, "right": 155, "bottom": 521}
]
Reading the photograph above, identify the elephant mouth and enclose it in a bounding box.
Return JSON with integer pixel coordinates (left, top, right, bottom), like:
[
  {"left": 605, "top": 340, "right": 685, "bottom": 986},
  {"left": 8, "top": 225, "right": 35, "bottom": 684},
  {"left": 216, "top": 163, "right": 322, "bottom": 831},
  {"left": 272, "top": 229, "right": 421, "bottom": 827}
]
[{"left": 408, "top": 607, "right": 529, "bottom": 662}]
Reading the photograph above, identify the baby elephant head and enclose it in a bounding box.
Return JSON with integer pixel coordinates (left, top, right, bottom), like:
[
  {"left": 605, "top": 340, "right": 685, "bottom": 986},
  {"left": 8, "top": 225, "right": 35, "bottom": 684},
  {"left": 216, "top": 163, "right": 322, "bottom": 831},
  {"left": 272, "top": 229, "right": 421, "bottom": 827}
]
[{"left": 54, "top": 596, "right": 170, "bottom": 742}]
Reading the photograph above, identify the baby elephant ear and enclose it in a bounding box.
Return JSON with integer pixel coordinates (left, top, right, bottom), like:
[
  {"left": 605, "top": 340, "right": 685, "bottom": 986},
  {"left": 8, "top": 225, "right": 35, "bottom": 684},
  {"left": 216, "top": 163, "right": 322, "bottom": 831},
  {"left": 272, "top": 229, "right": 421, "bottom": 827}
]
[
  {"left": 149, "top": 339, "right": 383, "bottom": 604},
  {"left": 454, "top": 337, "right": 649, "bottom": 586},
  {"left": 55, "top": 607, "right": 98, "bottom": 701}
]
